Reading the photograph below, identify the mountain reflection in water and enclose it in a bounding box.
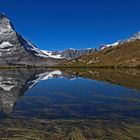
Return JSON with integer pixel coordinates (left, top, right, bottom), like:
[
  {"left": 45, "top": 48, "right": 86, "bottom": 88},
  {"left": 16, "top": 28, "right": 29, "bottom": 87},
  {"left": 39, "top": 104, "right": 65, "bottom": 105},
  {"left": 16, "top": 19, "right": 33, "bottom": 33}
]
[
  {"left": 0, "top": 69, "right": 77, "bottom": 117},
  {"left": 0, "top": 68, "right": 140, "bottom": 140}
]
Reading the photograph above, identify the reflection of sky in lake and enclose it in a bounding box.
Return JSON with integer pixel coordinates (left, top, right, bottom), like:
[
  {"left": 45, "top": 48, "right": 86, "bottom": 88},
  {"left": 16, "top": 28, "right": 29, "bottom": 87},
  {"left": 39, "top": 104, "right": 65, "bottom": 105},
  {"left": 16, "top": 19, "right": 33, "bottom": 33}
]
[{"left": 12, "top": 77, "right": 140, "bottom": 120}]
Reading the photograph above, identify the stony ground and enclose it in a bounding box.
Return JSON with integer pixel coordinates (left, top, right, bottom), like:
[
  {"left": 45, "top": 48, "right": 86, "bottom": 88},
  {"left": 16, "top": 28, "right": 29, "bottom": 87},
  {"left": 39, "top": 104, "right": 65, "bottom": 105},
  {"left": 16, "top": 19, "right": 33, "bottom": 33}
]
[{"left": 0, "top": 119, "right": 140, "bottom": 140}]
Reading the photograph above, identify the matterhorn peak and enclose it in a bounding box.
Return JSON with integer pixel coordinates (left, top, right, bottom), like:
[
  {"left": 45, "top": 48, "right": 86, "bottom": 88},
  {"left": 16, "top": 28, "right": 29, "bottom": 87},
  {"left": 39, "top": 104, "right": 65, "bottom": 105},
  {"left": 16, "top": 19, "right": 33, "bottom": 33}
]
[
  {"left": 0, "top": 12, "right": 7, "bottom": 18},
  {"left": 0, "top": 12, "right": 14, "bottom": 30}
]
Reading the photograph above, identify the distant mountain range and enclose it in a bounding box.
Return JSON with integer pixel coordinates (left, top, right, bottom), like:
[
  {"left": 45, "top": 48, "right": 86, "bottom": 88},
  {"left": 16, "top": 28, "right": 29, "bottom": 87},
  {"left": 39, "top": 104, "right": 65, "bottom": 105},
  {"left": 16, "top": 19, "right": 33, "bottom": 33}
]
[
  {"left": 0, "top": 13, "right": 140, "bottom": 68},
  {"left": 41, "top": 48, "right": 96, "bottom": 60},
  {"left": 61, "top": 32, "right": 140, "bottom": 68}
]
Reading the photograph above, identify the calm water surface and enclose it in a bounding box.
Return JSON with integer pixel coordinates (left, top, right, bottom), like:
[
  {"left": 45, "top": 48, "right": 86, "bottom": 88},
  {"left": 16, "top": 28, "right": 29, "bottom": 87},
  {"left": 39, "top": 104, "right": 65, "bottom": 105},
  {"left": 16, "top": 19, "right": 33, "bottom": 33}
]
[{"left": 0, "top": 68, "right": 140, "bottom": 139}]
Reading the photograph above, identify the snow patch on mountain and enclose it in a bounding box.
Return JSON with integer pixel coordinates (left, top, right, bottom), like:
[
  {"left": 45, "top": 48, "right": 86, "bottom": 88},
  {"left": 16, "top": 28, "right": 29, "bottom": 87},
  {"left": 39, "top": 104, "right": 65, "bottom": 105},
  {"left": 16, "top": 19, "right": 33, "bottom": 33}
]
[
  {"left": 69, "top": 48, "right": 76, "bottom": 51},
  {"left": 100, "top": 41, "right": 120, "bottom": 50},
  {"left": 22, "top": 38, "right": 64, "bottom": 59},
  {"left": 21, "top": 38, "right": 48, "bottom": 58},
  {"left": 100, "top": 32, "right": 140, "bottom": 50},
  {"left": 126, "top": 32, "right": 140, "bottom": 42},
  {"left": 0, "top": 42, "right": 13, "bottom": 48},
  {"left": 41, "top": 50, "right": 64, "bottom": 59}
]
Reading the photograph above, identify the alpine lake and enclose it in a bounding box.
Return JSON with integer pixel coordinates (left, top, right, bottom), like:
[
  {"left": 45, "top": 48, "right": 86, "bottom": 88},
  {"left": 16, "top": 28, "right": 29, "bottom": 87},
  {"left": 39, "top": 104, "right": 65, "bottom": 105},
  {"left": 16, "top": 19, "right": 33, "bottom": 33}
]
[{"left": 0, "top": 68, "right": 140, "bottom": 140}]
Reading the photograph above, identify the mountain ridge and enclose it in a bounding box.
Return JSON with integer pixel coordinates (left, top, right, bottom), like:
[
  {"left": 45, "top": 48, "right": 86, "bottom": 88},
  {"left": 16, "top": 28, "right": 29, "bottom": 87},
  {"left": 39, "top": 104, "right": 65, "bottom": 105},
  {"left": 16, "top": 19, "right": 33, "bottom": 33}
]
[{"left": 60, "top": 32, "right": 140, "bottom": 68}]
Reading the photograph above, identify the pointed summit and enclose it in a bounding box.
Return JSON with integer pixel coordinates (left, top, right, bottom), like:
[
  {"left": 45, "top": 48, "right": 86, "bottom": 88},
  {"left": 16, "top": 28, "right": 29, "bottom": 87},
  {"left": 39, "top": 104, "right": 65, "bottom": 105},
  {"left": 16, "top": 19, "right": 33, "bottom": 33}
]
[
  {"left": 0, "top": 12, "right": 7, "bottom": 18},
  {"left": 0, "top": 12, "right": 15, "bottom": 30}
]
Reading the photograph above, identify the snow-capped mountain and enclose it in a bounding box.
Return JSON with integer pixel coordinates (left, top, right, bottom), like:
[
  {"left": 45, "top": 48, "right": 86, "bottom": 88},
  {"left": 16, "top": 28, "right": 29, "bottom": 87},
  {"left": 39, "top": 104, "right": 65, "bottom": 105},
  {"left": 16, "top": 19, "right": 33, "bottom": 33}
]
[
  {"left": 0, "top": 13, "right": 67, "bottom": 66},
  {"left": 0, "top": 13, "right": 44, "bottom": 58},
  {"left": 100, "top": 32, "right": 140, "bottom": 50}
]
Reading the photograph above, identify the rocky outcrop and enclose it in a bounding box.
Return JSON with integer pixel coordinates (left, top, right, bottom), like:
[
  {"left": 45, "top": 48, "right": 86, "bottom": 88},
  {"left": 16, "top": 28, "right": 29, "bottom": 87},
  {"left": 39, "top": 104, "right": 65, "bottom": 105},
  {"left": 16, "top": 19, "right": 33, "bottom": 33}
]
[{"left": 61, "top": 48, "right": 97, "bottom": 60}]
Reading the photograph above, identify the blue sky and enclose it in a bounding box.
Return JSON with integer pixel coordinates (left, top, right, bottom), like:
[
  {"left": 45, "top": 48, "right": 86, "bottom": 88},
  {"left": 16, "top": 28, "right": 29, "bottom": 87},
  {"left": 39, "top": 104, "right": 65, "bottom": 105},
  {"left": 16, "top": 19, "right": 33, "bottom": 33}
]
[{"left": 0, "top": 0, "right": 140, "bottom": 50}]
